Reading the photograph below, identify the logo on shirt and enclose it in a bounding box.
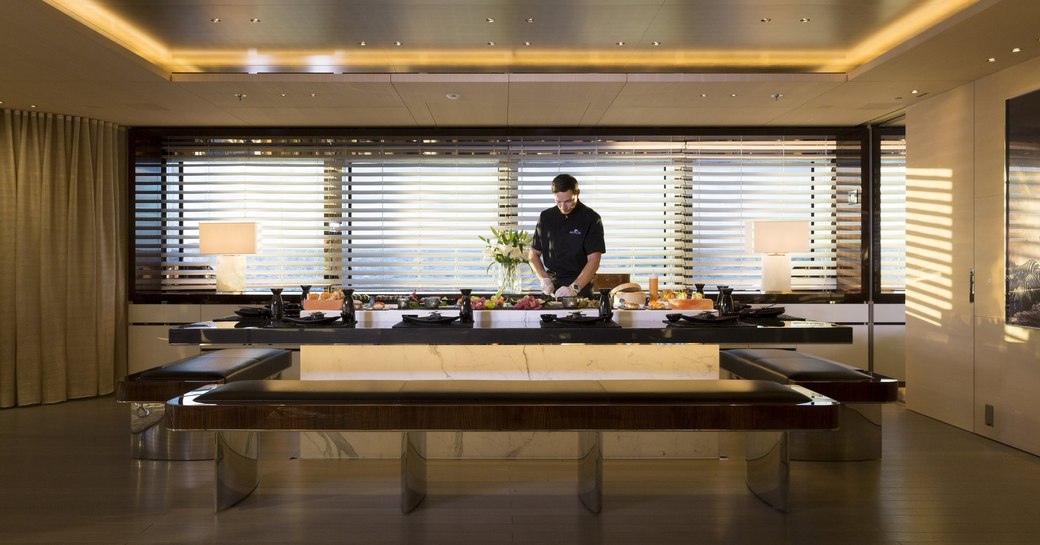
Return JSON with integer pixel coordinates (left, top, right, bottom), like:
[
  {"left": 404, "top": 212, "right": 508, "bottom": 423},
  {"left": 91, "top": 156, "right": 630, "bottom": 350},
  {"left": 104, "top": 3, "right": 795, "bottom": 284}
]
[{"left": 569, "top": 228, "right": 582, "bottom": 235}]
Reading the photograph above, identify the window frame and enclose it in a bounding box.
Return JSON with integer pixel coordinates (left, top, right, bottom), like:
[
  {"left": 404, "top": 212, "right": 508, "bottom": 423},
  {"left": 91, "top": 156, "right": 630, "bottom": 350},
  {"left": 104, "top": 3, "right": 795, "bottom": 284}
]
[{"left": 128, "top": 126, "right": 903, "bottom": 305}]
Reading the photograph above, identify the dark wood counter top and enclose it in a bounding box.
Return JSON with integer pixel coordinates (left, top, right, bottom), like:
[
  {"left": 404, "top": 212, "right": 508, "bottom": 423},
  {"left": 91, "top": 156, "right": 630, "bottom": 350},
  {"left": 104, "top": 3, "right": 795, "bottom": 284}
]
[{"left": 169, "top": 318, "right": 852, "bottom": 345}]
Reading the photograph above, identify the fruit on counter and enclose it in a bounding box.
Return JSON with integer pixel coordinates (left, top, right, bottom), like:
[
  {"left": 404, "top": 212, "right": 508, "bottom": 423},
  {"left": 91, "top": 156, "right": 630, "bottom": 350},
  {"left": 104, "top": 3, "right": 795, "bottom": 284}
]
[
  {"left": 467, "top": 294, "right": 506, "bottom": 309},
  {"left": 646, "top": 300, "right": 666, "bottom": 310},
  {"left": 371, "top": 301, "right": 385, "bottom": 309}
]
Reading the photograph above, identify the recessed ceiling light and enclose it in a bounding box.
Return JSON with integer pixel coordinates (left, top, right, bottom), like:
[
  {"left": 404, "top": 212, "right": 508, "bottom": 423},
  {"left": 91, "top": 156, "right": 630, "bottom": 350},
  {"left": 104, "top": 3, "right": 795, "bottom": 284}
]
[
  {"left": 446, "top": 93, "right": 461, "bottom": 100},
  {"left": 359, "top": 41, "right": 367, "bottom": 46},
  {"left": 730, "top": 94, "right": 738, "bottom": 97},
  {"left": 651, "top": 41, "right": 661, "bottom": 46},
  {"left": 799, "top": 18, "right": 811, "bottom": 23},
  {"left": 988, "top": 57, "right": 997, "bottom": 62},
  {"left": 524, "top": 41, "right": 532, "bottom": 46},
  {"left": 486, "top": 17, "right": 495, "bottom": 23},
  {"left": 616, "top": 41, "right": 625, "bottom": 46},
  {"left": 761, "top": 18, "right": 771, "bottom": 23},
  {"left": 525, "top": 17, "right": 534, "bottom": 23},
  {"left": 1012, "top": 47, "right": 1022, "bottom": 53},
  {"left": 310, "top": 93, "right": 317, "bottom": 97},
  {"left": 29, "top": 104, "right": 36, "bottom": 108},
  {"left": 249, "top": 18, "right": 260, "bottom": 23},
  {"left": 394, "top": 41, "right": 402, "bottom": 46},
  {"left": 487, "top": 41, "right": 496, "bottom": 46},
  {"left": 280, "top": 93, "right": 286, "bottom": 97},
  {"left": 210, "top": 18, "right": 221, "bottom": 23},
  {"left": 700, "top": 94, "right": 707, "bottom": 98},
  {"left": 911, "top": 89, "right": 919, "bottom": 94}
]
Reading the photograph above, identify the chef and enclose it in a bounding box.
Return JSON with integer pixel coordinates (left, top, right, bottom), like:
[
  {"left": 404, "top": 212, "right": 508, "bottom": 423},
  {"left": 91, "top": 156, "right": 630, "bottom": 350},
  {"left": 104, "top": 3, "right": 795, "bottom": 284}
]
[{"left": 528, "top": 174, "right": 605, "bottom": 298}]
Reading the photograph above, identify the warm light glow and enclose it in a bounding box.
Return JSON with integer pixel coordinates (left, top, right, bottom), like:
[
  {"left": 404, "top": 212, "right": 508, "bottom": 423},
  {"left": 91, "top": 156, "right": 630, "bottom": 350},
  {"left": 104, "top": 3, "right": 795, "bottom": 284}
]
[
  {"left": 41, "top": 0, "right": 187, "bottom": 71},
  {"left": 1004, "top": 326, "right": 1030, "bottom": 343},
  {"left": 846, "top": 0, "right": 978, "bottom": 70},
  {"left": 42, "top": 0, "right": 981, "bottom": 74}
]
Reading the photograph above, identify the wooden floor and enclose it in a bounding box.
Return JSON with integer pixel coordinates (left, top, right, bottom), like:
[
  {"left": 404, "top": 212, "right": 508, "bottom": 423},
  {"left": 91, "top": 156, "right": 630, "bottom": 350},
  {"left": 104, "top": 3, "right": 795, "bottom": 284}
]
[{"left": 1, "top": 396, "right": 1039, "bottom": 545}]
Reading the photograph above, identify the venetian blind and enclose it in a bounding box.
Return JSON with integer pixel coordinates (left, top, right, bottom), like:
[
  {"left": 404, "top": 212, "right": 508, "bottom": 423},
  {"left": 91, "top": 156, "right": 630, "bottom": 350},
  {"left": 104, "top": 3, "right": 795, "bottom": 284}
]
[
  {"left": 685, "top": 136, "right": 862, "bottom": 292},
  {"left": 132, "top": 131, "right": 867, "bottom": 294},
  {"left": 879, "top": 134, "right": 907, "bottom": 294}
]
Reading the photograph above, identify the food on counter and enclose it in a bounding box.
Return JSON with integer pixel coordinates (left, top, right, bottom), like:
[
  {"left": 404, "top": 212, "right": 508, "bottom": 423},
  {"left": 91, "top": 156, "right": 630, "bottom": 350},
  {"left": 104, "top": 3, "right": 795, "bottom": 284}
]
[
  {"left": 647, "top": 300, "right": 666, "bottom": 310},
  {"left": 513, "top": 295, "right": 543, "bottom": 310},
  {"left": 371, "top": 301, "right": 385, "bottom": 310}
]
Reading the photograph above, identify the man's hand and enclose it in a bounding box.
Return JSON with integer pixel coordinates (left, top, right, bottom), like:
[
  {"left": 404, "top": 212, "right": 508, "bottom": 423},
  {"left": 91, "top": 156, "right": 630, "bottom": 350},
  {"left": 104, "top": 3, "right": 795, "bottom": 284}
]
[
  {"left": 539, "top": 277, "right": 555, "bottom": 296},
  {"left": 554, "top": 285, "right": 576, "bottom": 298}
]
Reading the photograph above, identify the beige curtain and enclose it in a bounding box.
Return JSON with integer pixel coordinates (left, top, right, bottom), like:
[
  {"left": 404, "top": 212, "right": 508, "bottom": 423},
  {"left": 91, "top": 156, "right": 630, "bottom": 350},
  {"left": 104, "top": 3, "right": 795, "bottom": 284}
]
[{"left": 0, "top": 109, "right": 127, "bottom": 408}]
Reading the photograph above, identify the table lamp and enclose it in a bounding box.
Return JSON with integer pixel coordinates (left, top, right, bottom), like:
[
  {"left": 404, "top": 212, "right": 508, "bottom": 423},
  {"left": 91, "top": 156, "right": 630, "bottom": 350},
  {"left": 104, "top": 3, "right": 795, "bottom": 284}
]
[
  {"left": 199, "top": 222, "right": 258, "bottom": 293},
  {"left": 752, "top": 221, "right": 810, "bottom": 293}
]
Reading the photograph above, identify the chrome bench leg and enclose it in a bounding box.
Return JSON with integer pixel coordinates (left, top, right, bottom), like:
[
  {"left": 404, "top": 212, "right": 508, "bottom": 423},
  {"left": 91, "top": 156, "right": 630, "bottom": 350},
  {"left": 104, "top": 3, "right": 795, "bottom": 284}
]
[
  {"left": 130, "top": 403, "right": 214, "bottom": 461},
  {"left": 214, "top": 431, "right": 258, "bottom": 511},
  {"left": 577, "top": 431, "right": 603, "bottom": 513},
  {"left": 745, "top": 431, "right": 789, "bottom": 512},
  {"left": 401, "top": 431, "right": 427, "bottom": 513}
]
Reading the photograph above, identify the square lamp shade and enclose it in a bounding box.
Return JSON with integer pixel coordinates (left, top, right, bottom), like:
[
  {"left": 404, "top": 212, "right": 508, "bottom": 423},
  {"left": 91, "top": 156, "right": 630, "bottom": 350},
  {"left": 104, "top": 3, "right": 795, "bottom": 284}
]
[
  {"left": 752, "top": 221, "right": 810, "bottom": 294},
  {"left": 199, "top": 222, "right": 258, "bottom": 293}
]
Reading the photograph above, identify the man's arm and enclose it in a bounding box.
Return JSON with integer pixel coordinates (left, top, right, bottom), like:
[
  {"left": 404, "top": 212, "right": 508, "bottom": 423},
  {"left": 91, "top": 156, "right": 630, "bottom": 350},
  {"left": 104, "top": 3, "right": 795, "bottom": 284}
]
[
  {"left": 572, "top": 252, "right": 602, "bottom": 290},
  {"left": 529, "top": 247, "right": 555, "bottom": 294}
]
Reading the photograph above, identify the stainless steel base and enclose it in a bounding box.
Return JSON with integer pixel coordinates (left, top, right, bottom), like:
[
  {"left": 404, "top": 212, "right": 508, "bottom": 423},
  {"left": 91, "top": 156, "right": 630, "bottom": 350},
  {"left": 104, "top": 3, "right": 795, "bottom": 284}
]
[
  {"left": 214, "top": 431, "right": 259, "bottom": 511},
  {"left": 577, "top": 431, "right": 603, "bottom": 513},
  {"left": 130, "top": 403, "right": 214, "bottom": 461},
  {"left": 401, "top": 432, "right": 428, "bottom": 513},
  {"left": 790, "top": 403, "right": 882, "bottom": 461},
  {"left": 745, "top": 431, "right": 789, "bottom": 512}
]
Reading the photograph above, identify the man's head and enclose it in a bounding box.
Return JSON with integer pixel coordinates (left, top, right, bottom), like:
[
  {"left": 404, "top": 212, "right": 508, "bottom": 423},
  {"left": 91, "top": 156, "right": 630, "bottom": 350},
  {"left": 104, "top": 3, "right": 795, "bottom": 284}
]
[{"left": 552, "top": 174, "right": 579, "bottom": 215}]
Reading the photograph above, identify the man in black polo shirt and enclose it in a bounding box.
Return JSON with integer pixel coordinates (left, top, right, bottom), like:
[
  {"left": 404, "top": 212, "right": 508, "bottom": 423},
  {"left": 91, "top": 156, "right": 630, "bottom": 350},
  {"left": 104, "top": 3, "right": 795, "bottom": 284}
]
[{"left": 528, "top": 174, "right": 605, "bottom": 298}]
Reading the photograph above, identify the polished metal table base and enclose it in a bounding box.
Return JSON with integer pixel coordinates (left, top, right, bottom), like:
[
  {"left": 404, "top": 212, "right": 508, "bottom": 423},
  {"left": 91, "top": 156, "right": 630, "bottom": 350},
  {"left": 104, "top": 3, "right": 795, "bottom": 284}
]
[
  {"left": 401, "top": 432, "right": 427, "bottom": 513},
  {"left": 211, "top": 430, "right": 793, "bottom": 514},
  {"left": 790, "top": 403, "right": 882, "bottom": 461},
  {"left": 215, "top": 431, "right": 259, "bottom": 511},
  {"left": 130, "top": 403, "right": 214, "bottom": 461},
  {"left": 745, "top": 431, "right": 790, "bottom": 512}
]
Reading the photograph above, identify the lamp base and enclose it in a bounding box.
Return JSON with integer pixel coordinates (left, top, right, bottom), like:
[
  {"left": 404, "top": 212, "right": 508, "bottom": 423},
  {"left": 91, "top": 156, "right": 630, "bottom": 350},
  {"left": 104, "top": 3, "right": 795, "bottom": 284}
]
[
  {"left": 761, "top": 254, "right": 792, "bottom": 294},
  {"left": 215, "top": 254, "right": 247, "bottom": 293}
]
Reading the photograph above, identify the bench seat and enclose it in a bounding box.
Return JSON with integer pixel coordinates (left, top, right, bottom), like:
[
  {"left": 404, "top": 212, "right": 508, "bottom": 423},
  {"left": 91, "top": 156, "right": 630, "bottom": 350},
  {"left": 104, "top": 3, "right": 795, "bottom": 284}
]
[
  {"left": 116, "top": 348, "right": 291, "bottom": 460},
  {"left": 720, "top": 348, "right": 898, "bottom": 461},
  {"left": 166, "top": 379, "right": 839, "bottom": 513}
]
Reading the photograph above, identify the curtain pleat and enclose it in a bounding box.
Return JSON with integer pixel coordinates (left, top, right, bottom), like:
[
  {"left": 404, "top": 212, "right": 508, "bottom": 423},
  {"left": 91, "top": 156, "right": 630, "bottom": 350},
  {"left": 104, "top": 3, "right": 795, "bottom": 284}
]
[{"left": 0, "top": 109, "right": 126, "bottom": 408}]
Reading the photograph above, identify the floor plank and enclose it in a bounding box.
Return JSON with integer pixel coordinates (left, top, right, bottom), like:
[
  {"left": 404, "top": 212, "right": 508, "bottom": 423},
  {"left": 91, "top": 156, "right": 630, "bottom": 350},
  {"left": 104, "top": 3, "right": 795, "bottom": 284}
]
[{"left": 1, "top": 396, "right": 1038, "bottom": 544}]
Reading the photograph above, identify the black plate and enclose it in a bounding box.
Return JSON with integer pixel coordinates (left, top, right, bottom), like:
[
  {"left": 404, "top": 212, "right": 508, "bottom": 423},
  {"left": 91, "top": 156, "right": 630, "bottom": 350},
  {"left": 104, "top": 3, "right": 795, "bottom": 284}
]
[
  {"left": 740, "top": 306, "right": 785, "bottom": 318},
  {"left": 235, "top": 307, "right": 271, "bottom": 318},
  {"left": 402, "top": 313, "right": 460, "bottom": 325},
  {"left": 284, "top": 314, "right": 340, "bottom": 326},
  {"left": 681, "top": 312, "right": 741, "bottom": 323},
  {"left": 554, "top": 313, "right": 606, "bottom": 325}
]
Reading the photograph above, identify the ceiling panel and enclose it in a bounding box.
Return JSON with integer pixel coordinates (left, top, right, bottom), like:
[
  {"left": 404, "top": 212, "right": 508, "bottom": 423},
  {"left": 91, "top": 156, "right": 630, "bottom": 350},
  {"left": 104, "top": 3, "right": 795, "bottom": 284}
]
[{"left": 2, "top": 0, "right": 1037, "bottom": 127}]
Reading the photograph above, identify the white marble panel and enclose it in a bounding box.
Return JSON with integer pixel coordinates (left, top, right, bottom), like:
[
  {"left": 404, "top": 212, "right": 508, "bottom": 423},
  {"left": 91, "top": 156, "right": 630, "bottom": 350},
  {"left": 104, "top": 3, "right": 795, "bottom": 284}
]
[{"left": 299, "top": 342, "right": 719, "bottom": 459}]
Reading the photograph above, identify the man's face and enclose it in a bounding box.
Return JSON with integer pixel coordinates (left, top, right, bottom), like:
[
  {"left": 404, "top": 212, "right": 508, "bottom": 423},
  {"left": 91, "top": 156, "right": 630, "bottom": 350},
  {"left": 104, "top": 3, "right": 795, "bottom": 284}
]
[{"left": 554, "top": 190, "right": 578, "bottom": 215}]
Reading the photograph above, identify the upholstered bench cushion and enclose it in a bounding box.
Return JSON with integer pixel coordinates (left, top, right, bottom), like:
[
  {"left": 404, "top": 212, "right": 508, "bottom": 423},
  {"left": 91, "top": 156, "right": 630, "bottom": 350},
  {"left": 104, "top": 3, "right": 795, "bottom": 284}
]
[
  {"left": 721, "top": 349, "right": 873, "bottom": 382},
  {"left": 117, "top": 348, "right": 291, "bottom": 403},
  {"left": 194, "top": 379, "right": 813, "bottom": 405},
  {"left": 138, "top": 349, "right": 291, "bottom": 381}
]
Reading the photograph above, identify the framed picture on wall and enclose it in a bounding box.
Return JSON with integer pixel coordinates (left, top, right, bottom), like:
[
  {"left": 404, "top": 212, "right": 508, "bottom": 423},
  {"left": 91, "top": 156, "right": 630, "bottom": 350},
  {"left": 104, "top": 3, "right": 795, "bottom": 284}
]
[{"left": 1006, "top": 88, "right": 1040, "bottom": 328}]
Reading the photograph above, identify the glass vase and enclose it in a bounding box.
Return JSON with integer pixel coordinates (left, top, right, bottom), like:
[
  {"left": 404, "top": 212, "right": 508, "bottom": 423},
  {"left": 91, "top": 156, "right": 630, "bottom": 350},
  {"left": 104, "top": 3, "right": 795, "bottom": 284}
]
[{"left": 495, "top": 264, "right": 522, "bottom": 294}]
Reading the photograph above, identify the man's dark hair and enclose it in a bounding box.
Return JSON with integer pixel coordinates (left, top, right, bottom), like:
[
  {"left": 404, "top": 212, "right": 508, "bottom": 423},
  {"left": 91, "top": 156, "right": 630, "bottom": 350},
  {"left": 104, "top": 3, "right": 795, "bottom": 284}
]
[{"left": 551, "top": 174, "right": 580, "bottom": 194}]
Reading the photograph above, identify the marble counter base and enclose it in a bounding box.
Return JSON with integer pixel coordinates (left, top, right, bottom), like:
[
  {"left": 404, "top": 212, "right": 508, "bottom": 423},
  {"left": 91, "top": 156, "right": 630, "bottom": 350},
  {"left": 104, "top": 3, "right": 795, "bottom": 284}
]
[{"left": 300, "top": 343, "right": 720, "bottom": 459}]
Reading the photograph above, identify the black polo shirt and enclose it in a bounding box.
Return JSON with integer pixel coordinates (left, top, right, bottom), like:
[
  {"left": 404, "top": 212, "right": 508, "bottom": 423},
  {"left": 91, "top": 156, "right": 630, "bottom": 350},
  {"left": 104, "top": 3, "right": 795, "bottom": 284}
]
[{"left": 531, "top": 201, "right": 606, "bottom": 281}]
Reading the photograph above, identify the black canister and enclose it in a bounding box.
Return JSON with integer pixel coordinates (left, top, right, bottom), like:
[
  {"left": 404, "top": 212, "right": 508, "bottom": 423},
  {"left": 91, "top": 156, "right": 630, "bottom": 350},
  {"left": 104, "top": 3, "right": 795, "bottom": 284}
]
[
  {"left": 459, "top": 288, "right": 474, "bottom": 323},
  {"left": 716, "top": 285, "right": 735, "bottom": 315},
  {"left": 341, "top": 288, "right": 356, "bottom": 324},
  {"left": 300, "top": 285, "right": 311, "bottom": 306},
  {"left": 269, "top": 288, "right": 285, "bottom": 322},
  {"left": 598, "top": 288, "right": 614, "bottom": 320},
  {"left": 694, "top": 283, "right": 705, "bottom": 297}
]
